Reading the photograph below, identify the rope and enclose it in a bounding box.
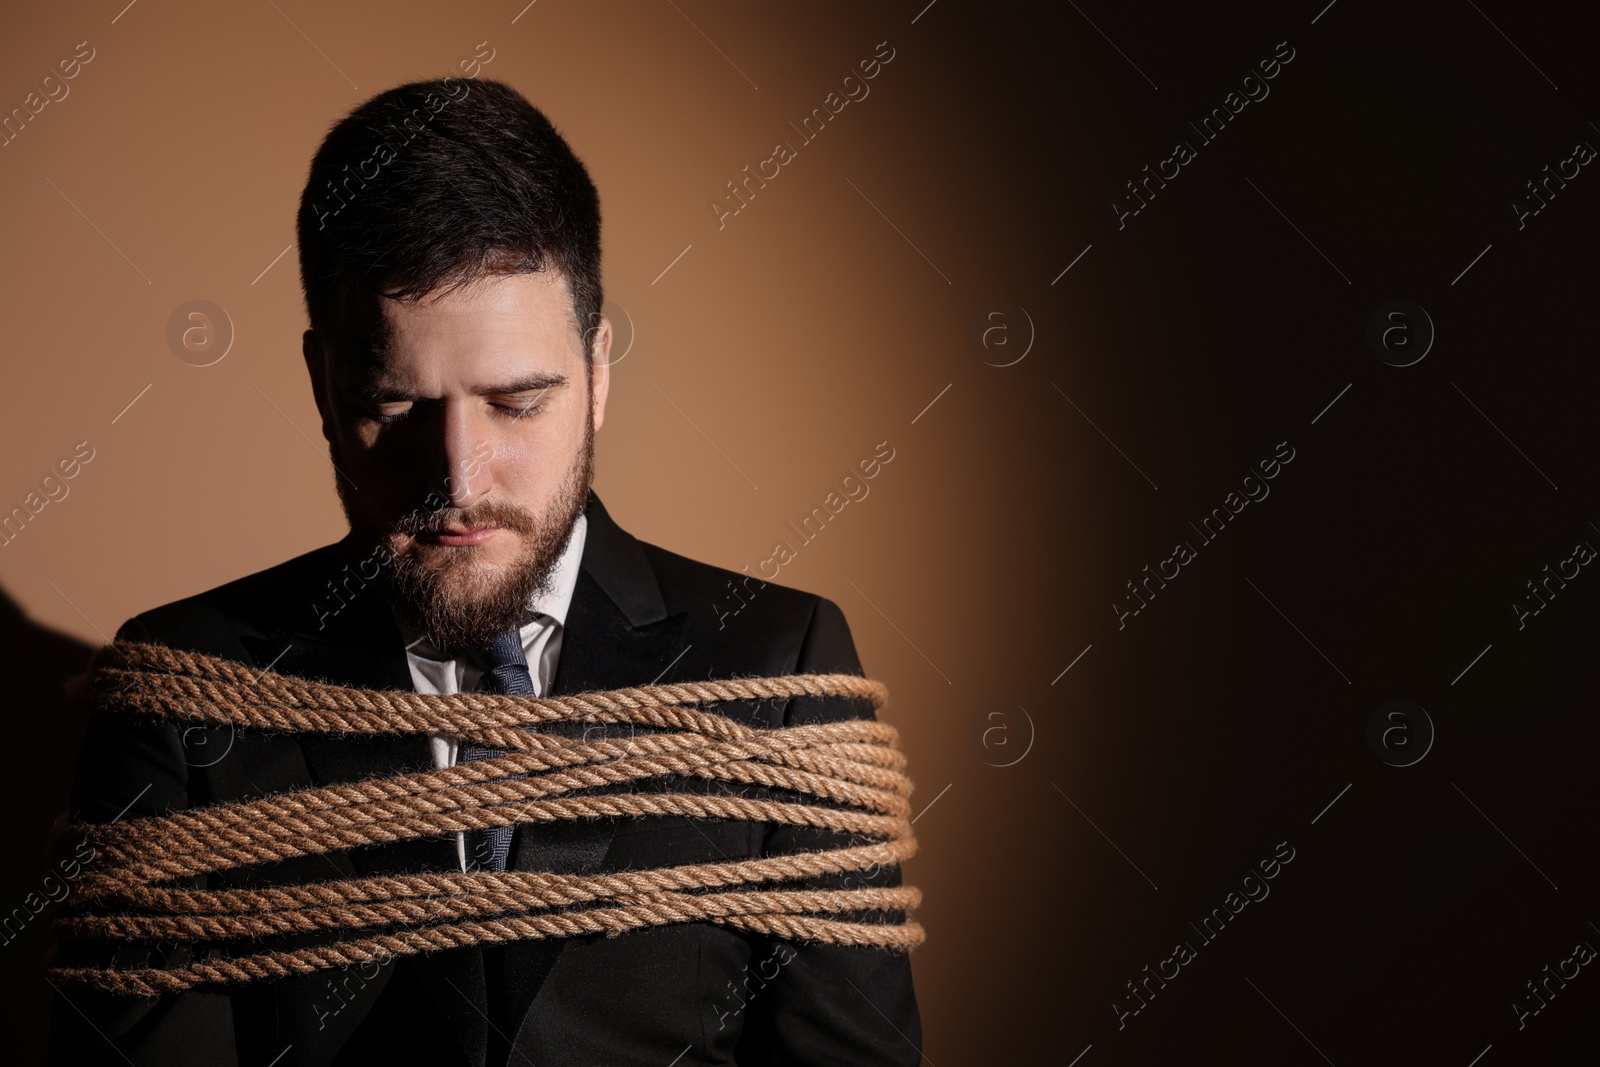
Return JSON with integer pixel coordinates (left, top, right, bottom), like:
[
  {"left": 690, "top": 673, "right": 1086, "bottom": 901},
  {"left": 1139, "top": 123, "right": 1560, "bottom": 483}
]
[{"left": 48, "top": 641, "right": 923, "bottom": 998}]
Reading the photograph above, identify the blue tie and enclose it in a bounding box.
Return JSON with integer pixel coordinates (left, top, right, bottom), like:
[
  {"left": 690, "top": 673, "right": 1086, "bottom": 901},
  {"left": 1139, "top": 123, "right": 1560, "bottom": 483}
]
[{"left": 459, "top": 624, "right": 537, "bottom": 873}]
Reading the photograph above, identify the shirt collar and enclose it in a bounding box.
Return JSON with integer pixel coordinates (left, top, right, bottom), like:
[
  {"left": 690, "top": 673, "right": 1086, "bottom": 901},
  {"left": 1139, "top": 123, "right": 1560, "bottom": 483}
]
[{"left": 397, "top": 511, "right": 589, "bottom": 659}]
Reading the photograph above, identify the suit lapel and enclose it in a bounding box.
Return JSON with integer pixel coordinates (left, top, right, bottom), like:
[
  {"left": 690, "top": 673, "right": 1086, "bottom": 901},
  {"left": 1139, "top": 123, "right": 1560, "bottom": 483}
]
[
  {"left": 501, "top": 491, "right": 691, "bottom": 1041},
  {"left": 239, "top": 538, "right": 489, "bottom": 1066},
  {"left": 246, "top": 546, "right": 459, "bottom": 881}
]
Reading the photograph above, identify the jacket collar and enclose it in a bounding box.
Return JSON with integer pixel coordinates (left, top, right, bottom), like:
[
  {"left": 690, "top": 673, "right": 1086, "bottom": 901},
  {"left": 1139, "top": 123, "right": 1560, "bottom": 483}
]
[{"left": 571, "top": 488, "right": 670, "bottom": 629}]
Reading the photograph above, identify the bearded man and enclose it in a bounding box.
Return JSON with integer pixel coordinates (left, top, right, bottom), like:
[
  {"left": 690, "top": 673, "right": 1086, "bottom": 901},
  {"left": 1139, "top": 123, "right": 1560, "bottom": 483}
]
[{"left": 48, "top": 78, "right": 920, "bottom": 1067}]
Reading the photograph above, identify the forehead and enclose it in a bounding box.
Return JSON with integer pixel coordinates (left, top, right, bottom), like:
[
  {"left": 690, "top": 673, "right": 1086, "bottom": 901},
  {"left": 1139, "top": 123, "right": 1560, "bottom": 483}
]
[{"left": 334, "top": 269, "right": 581, "bottom": 379}]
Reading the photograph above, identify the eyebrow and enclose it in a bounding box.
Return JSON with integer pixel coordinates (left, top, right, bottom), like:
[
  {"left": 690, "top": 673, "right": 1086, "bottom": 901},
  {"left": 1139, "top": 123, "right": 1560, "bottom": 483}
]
[
  {"left": 480, "top": 371, "right": 569, "bottom": 395},
  {"left": 359, "top": 371, "right": 570, "bottom": 403}
]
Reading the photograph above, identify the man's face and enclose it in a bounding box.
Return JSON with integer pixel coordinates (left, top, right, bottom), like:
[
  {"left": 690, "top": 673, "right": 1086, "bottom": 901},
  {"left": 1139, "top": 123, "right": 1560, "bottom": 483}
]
[{"left": 303, "top": 269, "right": 612, "bottom": 653}]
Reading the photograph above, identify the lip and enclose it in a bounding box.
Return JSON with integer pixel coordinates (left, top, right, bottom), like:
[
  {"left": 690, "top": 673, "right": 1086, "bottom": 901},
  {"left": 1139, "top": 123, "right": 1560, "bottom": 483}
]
[{"left": 417, "top": 525, "right": 501, "bottom": 547}]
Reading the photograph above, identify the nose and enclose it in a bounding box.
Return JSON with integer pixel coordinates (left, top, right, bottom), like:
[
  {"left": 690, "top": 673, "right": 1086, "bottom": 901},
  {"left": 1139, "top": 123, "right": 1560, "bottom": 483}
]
[{"left": 437, "top": 400, "right": 493, "bottom": 510}]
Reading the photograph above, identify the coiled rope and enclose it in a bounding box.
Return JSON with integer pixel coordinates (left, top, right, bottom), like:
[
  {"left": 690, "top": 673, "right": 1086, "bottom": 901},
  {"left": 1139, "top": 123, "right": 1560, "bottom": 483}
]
[{"left": 48, "top": 641, "right": 922, "bottom": 998}]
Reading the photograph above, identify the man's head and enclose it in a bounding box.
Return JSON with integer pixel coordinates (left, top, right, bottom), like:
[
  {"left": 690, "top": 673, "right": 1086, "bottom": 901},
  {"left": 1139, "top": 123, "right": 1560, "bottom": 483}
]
[{"left": 296, "top": 79, "right": 611, "bottom": 655}]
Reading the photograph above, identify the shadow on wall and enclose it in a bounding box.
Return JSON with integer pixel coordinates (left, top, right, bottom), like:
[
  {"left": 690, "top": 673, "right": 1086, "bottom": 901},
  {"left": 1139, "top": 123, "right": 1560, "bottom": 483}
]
[{"left": 0, "top": 587, "right": 96, "bottom": 1067}]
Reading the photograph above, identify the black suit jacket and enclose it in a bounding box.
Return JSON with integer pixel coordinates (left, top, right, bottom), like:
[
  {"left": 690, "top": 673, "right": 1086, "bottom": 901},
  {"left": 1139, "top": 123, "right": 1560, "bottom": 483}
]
[{"left": 47, "top": 491, "right": 921, "bottom": 1066}]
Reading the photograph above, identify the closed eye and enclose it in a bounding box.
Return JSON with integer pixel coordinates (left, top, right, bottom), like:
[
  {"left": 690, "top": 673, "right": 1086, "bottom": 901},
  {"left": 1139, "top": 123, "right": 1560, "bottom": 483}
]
[{"left": 358, "top": 379, "right": 563, "bottom": 424}]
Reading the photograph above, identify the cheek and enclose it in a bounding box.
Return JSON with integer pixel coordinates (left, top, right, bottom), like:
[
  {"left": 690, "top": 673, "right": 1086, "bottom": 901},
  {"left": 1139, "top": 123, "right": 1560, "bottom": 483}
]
[{"left": 482, "top": 432, "right": 570, "bottom": 496}]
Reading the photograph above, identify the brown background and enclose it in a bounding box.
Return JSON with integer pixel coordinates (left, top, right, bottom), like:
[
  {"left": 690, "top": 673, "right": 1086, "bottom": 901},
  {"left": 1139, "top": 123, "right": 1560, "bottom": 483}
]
[{"left": 4, "top": 1, "right": 1599, "bottom": 1063}]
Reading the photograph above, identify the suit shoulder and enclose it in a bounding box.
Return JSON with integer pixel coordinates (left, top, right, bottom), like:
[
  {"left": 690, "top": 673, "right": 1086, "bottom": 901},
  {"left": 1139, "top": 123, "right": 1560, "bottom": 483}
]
[
  {"left": 119, "top": 541, "right": 352, "bottom": 656},
  {"left": 636, "top": 539, "right": 860, "bottom": 673},
  {"left": 638, "top": 539, "right": 815, "bottom": 617}
]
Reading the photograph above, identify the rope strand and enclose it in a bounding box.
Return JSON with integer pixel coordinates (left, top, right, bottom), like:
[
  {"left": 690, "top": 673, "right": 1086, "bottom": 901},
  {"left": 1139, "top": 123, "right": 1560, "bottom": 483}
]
[{"left": 50, "top": 641, "right": 923, "bottom": 996}]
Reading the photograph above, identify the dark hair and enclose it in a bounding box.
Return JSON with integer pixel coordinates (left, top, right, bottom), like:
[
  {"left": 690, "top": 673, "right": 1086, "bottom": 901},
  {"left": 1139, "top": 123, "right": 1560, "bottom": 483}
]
[{"left": 295, "top": 78, "right": 602, "bottom": 366}]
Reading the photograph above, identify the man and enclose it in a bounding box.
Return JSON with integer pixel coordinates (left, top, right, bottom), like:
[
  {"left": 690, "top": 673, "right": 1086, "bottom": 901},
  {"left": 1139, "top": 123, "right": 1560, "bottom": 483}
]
[{"left": 48, "top": 78, "right": 920, "bottom": 1066}]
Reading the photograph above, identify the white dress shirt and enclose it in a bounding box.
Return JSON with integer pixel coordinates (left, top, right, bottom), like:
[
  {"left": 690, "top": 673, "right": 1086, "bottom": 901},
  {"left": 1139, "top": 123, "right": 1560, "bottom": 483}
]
[{"left": 396, "top": 513, "right": 588, "bottom": 872}]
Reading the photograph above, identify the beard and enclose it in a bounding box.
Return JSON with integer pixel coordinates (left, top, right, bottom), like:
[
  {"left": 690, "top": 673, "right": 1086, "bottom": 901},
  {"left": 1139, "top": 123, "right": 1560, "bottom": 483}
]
[{"left": 334, "top": 406, "right": 595, "bottom": 657}]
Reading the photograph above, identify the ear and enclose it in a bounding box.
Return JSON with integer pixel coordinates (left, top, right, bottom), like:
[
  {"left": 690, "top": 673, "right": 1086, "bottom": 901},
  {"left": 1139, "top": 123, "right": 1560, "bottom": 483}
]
[
  {"left": 588, "top": 316, "right": 613, "bottom": 433},
  {"left": 302, "top": 329, "right": 337, "bottom": 444}
]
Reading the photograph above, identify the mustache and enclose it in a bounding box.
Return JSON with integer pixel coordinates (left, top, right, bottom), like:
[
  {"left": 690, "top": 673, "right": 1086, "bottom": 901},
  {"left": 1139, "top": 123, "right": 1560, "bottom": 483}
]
[{"left": 391, "top": 499, "right": 536, "bottom": 537}]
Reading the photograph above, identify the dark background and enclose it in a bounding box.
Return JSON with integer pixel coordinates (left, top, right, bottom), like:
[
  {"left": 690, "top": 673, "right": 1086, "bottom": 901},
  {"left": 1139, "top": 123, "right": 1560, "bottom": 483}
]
[{"left": 2, "top": 1, "right": 1597, "bottom": 1062}]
